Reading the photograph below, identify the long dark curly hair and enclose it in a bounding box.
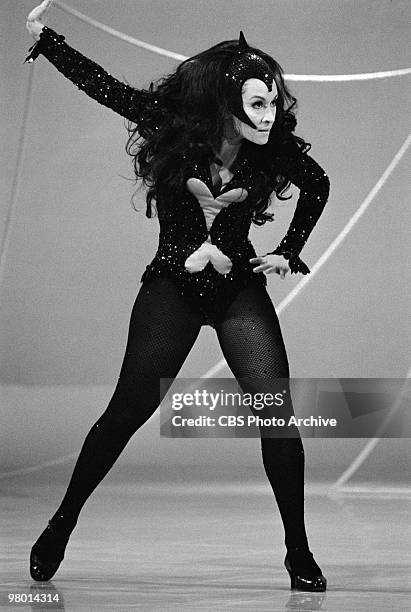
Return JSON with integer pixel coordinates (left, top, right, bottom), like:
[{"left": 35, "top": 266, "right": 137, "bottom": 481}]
[{"left": 125, "top": 38, "right": 310, "bottom": 225}]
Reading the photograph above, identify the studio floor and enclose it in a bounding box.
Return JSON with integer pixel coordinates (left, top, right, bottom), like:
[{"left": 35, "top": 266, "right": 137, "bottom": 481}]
[{"left": 1, "top": 470, "right": 410, "bottom": 611}]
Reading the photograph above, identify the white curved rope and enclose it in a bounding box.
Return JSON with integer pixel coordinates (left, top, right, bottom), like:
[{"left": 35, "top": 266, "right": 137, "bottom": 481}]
[
  {"left": 198, "top": 131, "right": 411, "bottom": 380},
  {"left": 53, "top": 1, "right": 411, "bottom": 82},
  {"left": 329, "top": 365, "right": 411, "bottom": 492},
  {"left": 54, "top": 0, "right": 186, "bottom": 61},
  {"left": 0, "top": 451, "right": 78, "bottom": 480},
  {"left": 0, "top": 65, "right": 36, "bottom": 296},
  {"left": 327, "top": 485, "right": 411, "bottom": 497},
  {"left": 285, "top": 68, "right": 411, "bottom": 82}
]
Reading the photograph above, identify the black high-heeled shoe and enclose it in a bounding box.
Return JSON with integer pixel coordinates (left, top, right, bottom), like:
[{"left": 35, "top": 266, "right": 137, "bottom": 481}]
[
  {"left": 284, "top": 547, "right": 327, "bottom": 592},
  {"left": 30, "top": 517, "right": 75, "bottom": 582}
]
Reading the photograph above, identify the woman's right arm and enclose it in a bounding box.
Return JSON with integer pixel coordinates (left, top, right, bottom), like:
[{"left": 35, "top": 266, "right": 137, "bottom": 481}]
[{"left": 26, "top": 2, "right": 153, "bottom": 124}]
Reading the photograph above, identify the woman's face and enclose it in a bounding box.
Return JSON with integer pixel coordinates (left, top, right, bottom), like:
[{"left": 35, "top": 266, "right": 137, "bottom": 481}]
[{"left": 232, "top": 78, "right": 278, "bottom": 145}]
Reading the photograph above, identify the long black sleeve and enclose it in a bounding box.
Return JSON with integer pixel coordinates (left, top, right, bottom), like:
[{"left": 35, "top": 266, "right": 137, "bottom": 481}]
[
  {"left": 25, "top": 27, "right": 156, "bottom": 125},
  {"left": 266, "top": 144, "right": 330, "bottom": 274}
]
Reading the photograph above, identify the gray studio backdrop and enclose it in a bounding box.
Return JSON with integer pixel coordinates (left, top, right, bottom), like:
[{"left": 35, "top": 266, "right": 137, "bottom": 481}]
[{"left": 1, "top": 1, "right": 410, "bottom": 480}]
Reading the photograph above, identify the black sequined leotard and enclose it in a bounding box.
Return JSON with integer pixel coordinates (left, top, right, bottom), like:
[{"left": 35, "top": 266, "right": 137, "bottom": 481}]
[{"left": 27, "top": 27, "right": 330, "bottom": 327}]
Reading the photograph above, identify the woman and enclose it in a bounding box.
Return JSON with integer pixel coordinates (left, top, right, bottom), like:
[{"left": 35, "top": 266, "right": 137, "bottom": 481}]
[{"left": 26, "top": 1, "right": 330, "bottom": 591}]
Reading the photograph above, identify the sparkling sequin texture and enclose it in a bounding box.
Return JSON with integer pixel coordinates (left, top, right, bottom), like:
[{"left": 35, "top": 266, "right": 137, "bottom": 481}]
[
  {"left": 225, "top": 52, "right": 274, "bottom": 90},
  {"left": 28, "top": 27, "right": 330, "bottom": 327},
  {"left": 225, "top": 51, "right": 275, "bottom": 129}
]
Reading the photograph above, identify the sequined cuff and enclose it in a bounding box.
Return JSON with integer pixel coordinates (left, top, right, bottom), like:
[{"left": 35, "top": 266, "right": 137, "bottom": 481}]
[
  {"left": 265, "top": 248, "right": 311, "bottom": 275},
  {"left": 24, "top": 27, "right": 65, "bottom": 63}
]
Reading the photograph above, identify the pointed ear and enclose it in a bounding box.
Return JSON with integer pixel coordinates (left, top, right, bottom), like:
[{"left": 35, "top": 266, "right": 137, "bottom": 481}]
[{"left": 238, "top": 31, "right": 249, "bottom": 49}]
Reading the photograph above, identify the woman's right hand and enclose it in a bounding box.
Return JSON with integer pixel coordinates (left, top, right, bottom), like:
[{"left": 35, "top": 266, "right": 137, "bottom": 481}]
[{"left": 26, "top": 0, "right": 54, "bottom": 40}]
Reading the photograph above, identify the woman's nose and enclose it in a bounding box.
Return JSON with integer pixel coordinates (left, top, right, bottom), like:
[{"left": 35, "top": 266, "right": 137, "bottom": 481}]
[{"left": 262, "top": 107, "right": 276, "bottom": 124}]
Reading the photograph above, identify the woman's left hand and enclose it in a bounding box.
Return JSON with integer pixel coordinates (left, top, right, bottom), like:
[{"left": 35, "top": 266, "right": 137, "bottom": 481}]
[{"left": 250, "top": 254, "right": 290, "bottom": 279}]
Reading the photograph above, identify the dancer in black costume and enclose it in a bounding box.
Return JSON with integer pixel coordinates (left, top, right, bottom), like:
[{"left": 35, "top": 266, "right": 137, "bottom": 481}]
[{"left": 26, "top": 1, "right": 330, "bottom": 591}]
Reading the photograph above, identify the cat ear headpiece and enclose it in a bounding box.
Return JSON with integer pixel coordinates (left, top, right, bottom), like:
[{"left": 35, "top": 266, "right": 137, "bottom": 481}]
[{"left": 225, "top": 31, "right": 275, "bottom": 129}]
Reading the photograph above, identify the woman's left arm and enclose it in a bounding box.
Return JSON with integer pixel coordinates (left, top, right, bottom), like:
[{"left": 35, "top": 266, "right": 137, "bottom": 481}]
[
  {"left": 25, "top": 2, "right": 153, "bottom": 124},
  {"left": 265, "top": 144, "right": 330, "bottom": 275}
]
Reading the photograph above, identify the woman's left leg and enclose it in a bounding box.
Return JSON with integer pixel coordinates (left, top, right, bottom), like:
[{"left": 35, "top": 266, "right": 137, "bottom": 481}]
[{"left": 215, "top": 283, "right": 326, "bottom": 589}]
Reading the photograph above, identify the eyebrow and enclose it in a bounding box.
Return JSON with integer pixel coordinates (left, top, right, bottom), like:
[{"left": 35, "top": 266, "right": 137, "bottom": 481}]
[{"left": 249, "top": 94, "right": 278, "bottom": 101}]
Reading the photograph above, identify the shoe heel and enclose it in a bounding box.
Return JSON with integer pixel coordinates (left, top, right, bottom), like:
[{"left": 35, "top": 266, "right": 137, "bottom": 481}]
[{"left": 285, "top": 561, "right": 297, "bottom": 588}]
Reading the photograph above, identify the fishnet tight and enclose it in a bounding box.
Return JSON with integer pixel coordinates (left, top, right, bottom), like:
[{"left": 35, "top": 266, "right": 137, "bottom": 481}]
[{"left": 52, "top": 277, "right": 308, "bottom": 551}]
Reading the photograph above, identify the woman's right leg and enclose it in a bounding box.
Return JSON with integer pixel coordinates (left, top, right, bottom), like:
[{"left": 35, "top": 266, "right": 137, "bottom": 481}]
[
  {"left": 30, "top": 277, "right": 203, "bottom": 580},
  {"left": 214, "top": 283, "right": 326, "bottom": 591}
]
